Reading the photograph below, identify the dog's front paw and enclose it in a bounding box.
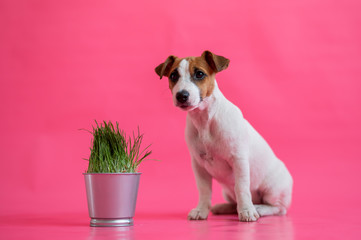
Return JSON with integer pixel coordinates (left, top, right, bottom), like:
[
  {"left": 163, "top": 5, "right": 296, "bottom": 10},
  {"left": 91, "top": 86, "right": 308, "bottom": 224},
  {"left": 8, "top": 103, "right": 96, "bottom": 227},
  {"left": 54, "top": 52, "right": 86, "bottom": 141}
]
[
  {"left": 187, "top": 208, "right": 209, "bottom": 220},
  {"left": 238, "top": 206, "right": 260, "bottom": 222}
]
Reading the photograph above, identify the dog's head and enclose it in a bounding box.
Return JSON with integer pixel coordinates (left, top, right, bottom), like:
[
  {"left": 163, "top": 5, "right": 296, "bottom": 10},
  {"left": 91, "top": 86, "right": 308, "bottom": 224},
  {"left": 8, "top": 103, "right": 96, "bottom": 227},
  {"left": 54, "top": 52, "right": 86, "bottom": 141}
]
[{"left": 155, "top": 50, "right": 229, "bottom": 111}]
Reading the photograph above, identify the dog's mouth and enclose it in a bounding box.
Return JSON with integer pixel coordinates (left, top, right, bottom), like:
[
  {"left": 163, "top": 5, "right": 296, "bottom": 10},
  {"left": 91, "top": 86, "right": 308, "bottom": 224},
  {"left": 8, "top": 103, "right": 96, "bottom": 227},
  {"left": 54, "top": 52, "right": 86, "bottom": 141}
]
[
  {"left": 178, "top": 103, "right": 190, "bottom": 110},
  {"left": 176, "top": 103, "right": 196, "bottom": 111}
]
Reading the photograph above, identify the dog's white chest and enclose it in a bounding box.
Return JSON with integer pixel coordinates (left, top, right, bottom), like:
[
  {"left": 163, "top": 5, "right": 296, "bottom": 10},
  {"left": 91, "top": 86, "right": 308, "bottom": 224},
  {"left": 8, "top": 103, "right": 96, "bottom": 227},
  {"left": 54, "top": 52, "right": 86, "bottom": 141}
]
[{"left": 191, "top": 127, "right": 234, "bottom": 185}]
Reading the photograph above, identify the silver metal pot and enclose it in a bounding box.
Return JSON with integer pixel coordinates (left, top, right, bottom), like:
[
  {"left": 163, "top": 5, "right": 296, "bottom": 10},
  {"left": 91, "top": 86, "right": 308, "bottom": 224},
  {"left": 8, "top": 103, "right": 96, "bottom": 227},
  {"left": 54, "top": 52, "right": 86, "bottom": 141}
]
[{"left": 83, "top": 173, "right": 141, "bottom": 227}]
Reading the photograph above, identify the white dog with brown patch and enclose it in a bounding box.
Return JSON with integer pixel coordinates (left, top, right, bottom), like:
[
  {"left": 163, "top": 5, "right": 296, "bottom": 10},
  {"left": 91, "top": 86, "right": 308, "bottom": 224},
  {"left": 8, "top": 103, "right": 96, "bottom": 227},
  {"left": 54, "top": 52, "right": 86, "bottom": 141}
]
[{"left": 155, "top": 51, "right": 293, "bottom": 222}]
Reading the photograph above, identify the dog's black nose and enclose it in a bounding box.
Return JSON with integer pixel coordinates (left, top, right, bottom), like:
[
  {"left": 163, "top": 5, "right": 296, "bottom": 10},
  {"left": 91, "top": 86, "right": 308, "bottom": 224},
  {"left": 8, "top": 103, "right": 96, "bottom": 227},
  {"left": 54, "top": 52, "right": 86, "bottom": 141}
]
[{"left": 176, "top": 90, "right": 190, "bottom": 104}]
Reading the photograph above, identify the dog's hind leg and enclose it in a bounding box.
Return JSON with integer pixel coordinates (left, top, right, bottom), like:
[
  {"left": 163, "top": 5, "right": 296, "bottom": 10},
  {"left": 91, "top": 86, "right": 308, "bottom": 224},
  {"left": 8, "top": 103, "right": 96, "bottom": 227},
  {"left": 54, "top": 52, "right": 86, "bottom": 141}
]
[
  {"left": 254, "top": 204, "right": 286, "bottom": 216},
  {"left": 211, "top": 189, "right": 237, "bottom": 215},
  {"left": 211, "top": 203, "right": 237, "bottom": 215},
  {"left": 254, "top": 186, "right": 292, "bottom": 217}
]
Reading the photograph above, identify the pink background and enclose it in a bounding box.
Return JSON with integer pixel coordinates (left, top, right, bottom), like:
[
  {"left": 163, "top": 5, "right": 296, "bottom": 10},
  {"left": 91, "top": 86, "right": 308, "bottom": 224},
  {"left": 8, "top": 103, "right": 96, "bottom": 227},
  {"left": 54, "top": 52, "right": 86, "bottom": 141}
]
[{"left": 1, "top": 0, "right": 361, "bottom": 239}]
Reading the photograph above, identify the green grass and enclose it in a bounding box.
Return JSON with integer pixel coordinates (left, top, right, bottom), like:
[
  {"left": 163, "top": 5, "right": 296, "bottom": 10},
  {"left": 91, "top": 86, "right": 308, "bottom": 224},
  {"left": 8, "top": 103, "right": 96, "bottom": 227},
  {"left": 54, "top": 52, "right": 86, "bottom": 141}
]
[{"left": 83, "top": 120, "right": 152, "bottom": 173}]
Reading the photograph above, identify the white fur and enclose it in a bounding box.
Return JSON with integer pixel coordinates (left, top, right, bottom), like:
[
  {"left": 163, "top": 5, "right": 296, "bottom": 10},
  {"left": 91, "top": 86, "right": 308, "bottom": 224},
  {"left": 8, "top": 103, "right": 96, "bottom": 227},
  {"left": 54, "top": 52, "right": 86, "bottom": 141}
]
[
  {"left": 172, "top": 59, "right": 201, "bottom": 110},
  {"left": 178, "top": 77, "right": 293, "bottom": 222}
]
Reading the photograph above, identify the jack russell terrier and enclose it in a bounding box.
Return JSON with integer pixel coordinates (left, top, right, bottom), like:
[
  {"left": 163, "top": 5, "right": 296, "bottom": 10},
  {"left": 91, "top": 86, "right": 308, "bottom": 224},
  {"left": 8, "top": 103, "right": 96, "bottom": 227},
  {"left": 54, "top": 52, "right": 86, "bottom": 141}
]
[{"left": 155, "top": 50, "right": 293, "bottom": 222}]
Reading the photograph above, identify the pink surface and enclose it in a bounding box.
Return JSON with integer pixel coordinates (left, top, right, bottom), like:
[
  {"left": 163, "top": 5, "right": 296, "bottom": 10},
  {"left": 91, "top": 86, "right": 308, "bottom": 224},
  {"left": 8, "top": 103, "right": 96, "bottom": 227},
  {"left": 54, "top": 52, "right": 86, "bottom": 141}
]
[
  {"left": 1, "top": 0, "right": 361, "bottom": 239},
  {"left": 1, "top": 212, "right": 361, "bottom": 240}
]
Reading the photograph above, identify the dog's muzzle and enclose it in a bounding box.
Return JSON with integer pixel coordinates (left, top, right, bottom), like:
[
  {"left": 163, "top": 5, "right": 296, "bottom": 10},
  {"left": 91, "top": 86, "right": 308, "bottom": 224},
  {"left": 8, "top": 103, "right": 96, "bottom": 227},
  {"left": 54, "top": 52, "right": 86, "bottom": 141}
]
[{"left": 175, "top": 90, "right": 191, "bottom": 109}]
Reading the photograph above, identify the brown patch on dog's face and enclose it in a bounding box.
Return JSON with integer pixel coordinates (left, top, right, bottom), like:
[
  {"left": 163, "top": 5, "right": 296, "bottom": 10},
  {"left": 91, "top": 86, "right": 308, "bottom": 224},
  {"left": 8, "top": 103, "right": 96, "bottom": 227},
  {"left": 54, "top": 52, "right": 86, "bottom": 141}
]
[
  {"left": 187, "top": 57, "right": 216, "bottom": 100},
  {"left": 166, "top": 58, "right": 183, "bottom": 92}
]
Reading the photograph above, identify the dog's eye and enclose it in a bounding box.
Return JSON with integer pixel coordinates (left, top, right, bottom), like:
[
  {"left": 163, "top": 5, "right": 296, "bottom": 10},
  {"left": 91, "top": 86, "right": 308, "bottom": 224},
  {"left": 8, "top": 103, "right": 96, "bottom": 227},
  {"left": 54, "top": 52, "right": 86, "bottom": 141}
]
[
  {"left": 169, "top": 70, "right": 179, "bottom": 82},
  {"left": 194, "top": 70, "right": 206, "bottom": 80}
]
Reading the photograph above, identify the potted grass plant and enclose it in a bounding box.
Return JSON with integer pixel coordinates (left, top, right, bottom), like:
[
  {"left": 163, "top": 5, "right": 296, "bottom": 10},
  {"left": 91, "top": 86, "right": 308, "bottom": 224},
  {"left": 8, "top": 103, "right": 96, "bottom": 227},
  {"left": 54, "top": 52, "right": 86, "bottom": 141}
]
[{"left": 83, "top": 120, "right": 151, "bottom": 227}]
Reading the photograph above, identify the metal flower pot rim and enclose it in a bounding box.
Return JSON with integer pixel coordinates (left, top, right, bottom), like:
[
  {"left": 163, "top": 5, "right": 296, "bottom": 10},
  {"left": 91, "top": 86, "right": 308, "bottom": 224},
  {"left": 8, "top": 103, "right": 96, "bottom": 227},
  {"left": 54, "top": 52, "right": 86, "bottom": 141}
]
[{"left": 83, "top": 172, "right": 141, "bottom": 175}]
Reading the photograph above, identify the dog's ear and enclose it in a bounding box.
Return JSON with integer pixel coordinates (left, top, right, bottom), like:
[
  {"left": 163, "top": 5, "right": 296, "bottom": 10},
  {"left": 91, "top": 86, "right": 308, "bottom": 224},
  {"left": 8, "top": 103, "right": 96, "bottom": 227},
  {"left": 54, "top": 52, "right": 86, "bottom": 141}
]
[
  {"left": 201, "top": 50, "right": 230, "bottom": 73},
  {"left": 155, "top": 55, "right": 177, "bottom": 79}
]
